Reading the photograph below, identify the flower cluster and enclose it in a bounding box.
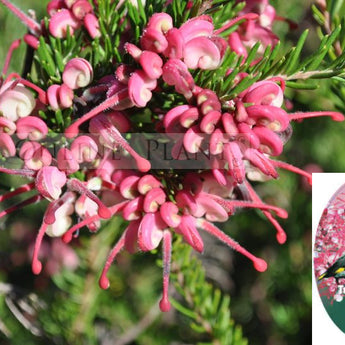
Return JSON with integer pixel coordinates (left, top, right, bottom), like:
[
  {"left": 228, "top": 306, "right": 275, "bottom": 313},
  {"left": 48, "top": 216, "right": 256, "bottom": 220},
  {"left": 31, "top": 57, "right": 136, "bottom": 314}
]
[
  {"left": 0, "top": 0, "right": 344, "bottom": 312},
  {"left": 1, "top": 0, "right": 101, "bottom": 49},
  {"left": 314, "top": 184, "right": 345, "bottom": 302}
]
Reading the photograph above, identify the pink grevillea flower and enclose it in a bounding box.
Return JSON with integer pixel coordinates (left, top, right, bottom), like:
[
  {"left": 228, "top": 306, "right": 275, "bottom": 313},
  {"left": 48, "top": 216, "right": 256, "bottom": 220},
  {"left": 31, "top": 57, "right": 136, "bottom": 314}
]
[
  {"left": 16, "top": 116, "right": 49, "bottom": 141},
  {"left": 77, "top": 169, "right": 289, "bottom": 312},
  {"left": 0, "top": 82, "right": 36, "bottom": 122},
  {"left": 47, "top": 84, "right": 74, "bottom": 110},
  {"left": 184, "top": 36, "right": 226, "bottom": 70},
  {"left": 0, "top": 118, "right": 16, "bottom": 135},
  {"left": 36, "top": 166, "right": 67, "bottom": 201},
  {"left": 45, "top": 192, "right": 76, "bottom": 237},
  {"left": 0, "top": 4, "right": 343, "bottom": 316},
  {"left": 23, "top": 34, "right": 40, "bottom": 49},
  {"left": 162, "top": 59, "right": 195, "bottom": 99},
  {"left": 47, "top": 0, "right": 67, "bottom": 17},
  {"left": 70, "top": 135, "right": 98, "bottom": 163},
  {"left": 62, "top": 57, "right": 93, "bottom": 90},
  {"left": 0, "top": 133, "right": 16, "bottom": 157},
  {"left": 20, "top": 142, "right": 52, "bottom": 170},
  {"left": 128, "top": 70, "right": 157, "bottom": 107},
  {"left": 71, "top": 0, "right": 93, "bottom": 20},
  {"left": 88, "top": 113, "right": 150, "bottom": 172},
  {"left": 49, "top": 9, "right": 80, "bottom": 38},
  {"left": 84, "top": 13, "right": 101, "bottom": 38},
  {"left": 75, "top": 194, "right": 100, "bottom": 232},
  {"left": 140, "top": 13, "right": 173, "bottom": 53},
  {"left": 57, "top": 148, "right": 80, "bottom": 174}
]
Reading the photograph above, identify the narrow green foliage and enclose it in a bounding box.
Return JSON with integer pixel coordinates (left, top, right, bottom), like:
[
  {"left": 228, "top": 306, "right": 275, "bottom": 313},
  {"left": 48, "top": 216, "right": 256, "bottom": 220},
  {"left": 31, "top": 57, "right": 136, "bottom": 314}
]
[
  {"left": 328, "top": 0, "right": 345, "bottom": 23},
  {"left": 171, "top": 239, "right": 248, "bottom": 345},
  {"left": 208, "top": 23, "right": 345, "bottom": 100},
  {"left": 210, "top": 0, "right": 244, "bottom": 28},
  {"left": 283, "top": 29, "right": 309, "bottom": 75}
]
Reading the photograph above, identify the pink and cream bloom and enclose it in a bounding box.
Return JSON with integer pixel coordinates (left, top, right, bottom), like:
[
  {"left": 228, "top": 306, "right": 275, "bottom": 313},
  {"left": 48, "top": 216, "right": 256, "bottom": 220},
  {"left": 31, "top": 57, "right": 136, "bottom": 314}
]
[
  {"left": 70, "top": 135, "right": 98, "bottom": 163},
  {"left": 0, "top": 133, "right": 16, "bottom": 157},
  {"left": 19, "top": 142, "right": 53, "bottom": 170},
  {"left": 16, "top": 116, "right": 49, "bottom": 141},
  {"left": 84, "top": 13, "right": 101, "bottom": 38},
  {"left": 47, "top": 84, "right": 74, "bottom": 110},
  {"left": 49, "top": 8, "right": 81, "bottom": 38},
  {"left": 0, "top": 82, "right": 36, "bottom": 122},
  {"left": 62, "top": 58, "right": 93, "bottom": 90}
]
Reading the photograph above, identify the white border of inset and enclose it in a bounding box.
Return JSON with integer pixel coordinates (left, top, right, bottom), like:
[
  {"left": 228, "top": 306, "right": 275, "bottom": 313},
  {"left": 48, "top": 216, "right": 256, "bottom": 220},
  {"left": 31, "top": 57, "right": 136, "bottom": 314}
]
[{"left": 312, "top": 173, "right": 345, "bottom": 343}]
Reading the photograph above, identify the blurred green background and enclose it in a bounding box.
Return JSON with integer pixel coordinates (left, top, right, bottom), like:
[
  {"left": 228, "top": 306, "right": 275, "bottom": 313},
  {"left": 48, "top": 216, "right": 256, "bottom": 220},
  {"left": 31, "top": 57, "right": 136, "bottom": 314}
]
[{"left": 1, "top": 0, "right": 344, "bottom": 344}]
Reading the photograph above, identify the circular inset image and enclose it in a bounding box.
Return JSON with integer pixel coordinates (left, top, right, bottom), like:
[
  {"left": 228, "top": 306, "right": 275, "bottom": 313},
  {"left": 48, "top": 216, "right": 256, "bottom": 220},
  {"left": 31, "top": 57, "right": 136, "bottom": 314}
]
[{"left": 314, "top": 181, "right": 345, "bottom": 333}]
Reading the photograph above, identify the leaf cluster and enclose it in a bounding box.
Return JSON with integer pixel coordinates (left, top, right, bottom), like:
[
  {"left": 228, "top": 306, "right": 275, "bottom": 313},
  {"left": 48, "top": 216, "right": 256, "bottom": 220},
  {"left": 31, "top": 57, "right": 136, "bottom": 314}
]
[{"left": 170, "top": 238, "right": 247, "bottom": 345}]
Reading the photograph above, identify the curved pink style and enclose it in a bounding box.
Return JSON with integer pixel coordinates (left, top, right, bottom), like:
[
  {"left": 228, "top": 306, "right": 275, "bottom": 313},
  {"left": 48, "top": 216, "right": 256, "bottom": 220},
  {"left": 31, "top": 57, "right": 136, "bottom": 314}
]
[
  {"left": 62, "top": 57, "right": 93, "bottom": 90},
  {"left": 47, "top": 83, "right": 74, "bottom": 110},
  {"left": 177, "top": 215, "right": 204, "bottom": 253},
  {"left": 143, "top": 187, "right": 166, "bottom": 213},
  {"left": 0, "top": 118, "right": 16, "bottom": 135},
  {"left": 0, "top": 133, "right": 15, "bottom": 157},
  {"left": 119, "top": 175, "right": 140, "bottom": 199},
  {"left": 122, "top": 197, "right": 143, "bottom": 220},
  {"left": 146, "top": 13, "right": 173, "bottom": 34},
  {"left": 16, "top": 116, "right": 49, "bottom": 141},
  {"left": 49, "top": 9, "right": 80, "bottom": 38},
  {"left": 140, "top": 28, "right": 168, "bottom": 53},
  {"left": 165, "top": 28, "right": 184, "bottom": 59},
  {"left": 20, "top": 142, "right": 52, "bottom": 170},
  {"left": 71, "top": 0, "right": 92, "bottom": 20},
  {"left": 138, "top": 212, "right": 165, "bottom": 251},
  {"left": 184, "top": 37, "right": 221, "bottom": 70},
  {"left": 223, "top": 142, "right": 245, "bottom": 184},
  {"left": 183, "top": 126, "right": 204, "bottom": 153},
  {"left": 180, "top": 107, "right": 199, "bottom": 128},
  {"left": 178, "top": 16, "right": 214, "bottom": 43},
  {"left": 57, "top": 148, "right": 80, "bottom": 174},
  {"left": 35, "top": 166, "right": 67, "bottom": 201},
  {"left": 243, "top": 80, "right": 283, "bottom": 107},
  {"left": 70, "top": 135, "right": 98, "bottom": 163},
  {"left": 200, "top": 110, "right": 221, "bottom": 134},
  {"left": 162, "top": 59, "right": 195, "bottom": 99},
  {"left": 253, "top": 126, "right": 283, "bottom": 156},
  {"left": 0, "top": 83, "right": 36, "bottom": 122},
  {"left": 139, "top": 51, "right": 163, "bottom": 79},
  {"left": 84, "top": 13, "right": 101, "bottom": 38},
  {"left": 128, "top": 70, "right": 156, "bottom": 107},
  {"left": 160, "top": 202, "right": 181, "bottom": 228},
  {"left": 137, "top": 175, "right": 162, "bottom": 195},
  {"left": 59, "top": 84, "right": 74, "bottom": 108}
]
